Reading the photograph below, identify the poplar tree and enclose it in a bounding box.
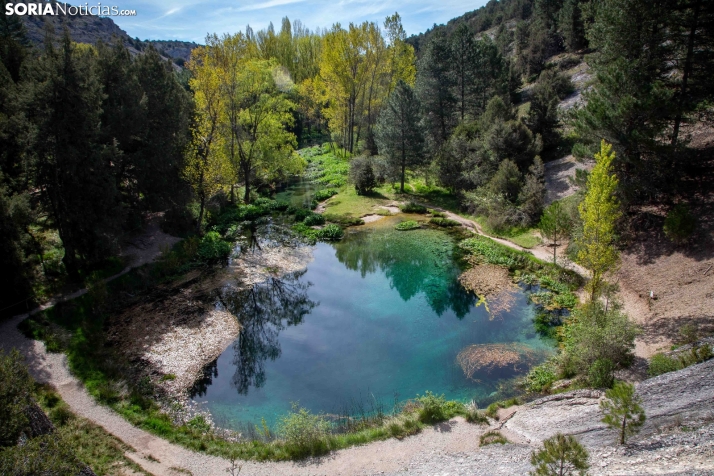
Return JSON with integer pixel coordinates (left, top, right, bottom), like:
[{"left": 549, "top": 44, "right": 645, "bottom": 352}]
[
  {"left": 576, "top": 140, "right": 621, "bottom": 301},
  {"left": 375, "top": 80, "right": 425, "bottom": 193}
]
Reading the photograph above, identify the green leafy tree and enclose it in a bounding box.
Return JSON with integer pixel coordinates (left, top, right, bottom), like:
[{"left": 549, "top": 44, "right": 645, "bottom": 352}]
[
  {"left": 600, "top": 381, "right": 646, "bottom": 445},
  {"left": 576, "top": 140, "right": 621, "bottom": 301},
  {"left": 375, "top": 80, "right": 425, "bottom": 192},
  {"left": 539, "top": 201, "right": 572, "bottom": 263},
  {"left": 530, "top": 433, "right": 590, "bottom": 476}
]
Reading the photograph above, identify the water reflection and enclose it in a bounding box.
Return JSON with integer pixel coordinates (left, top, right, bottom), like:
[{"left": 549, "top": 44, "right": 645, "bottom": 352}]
[
  {"left": 333, "top": 227, "right": 475, "bottom": 318},
  {"left": 215, "top": 270, "right": 316, "bottom": 395}
]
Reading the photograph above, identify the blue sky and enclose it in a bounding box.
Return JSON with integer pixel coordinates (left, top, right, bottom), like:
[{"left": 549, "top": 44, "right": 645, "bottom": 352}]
[{"left": 109, "top": 0, "right": 489, "bottom": 43}]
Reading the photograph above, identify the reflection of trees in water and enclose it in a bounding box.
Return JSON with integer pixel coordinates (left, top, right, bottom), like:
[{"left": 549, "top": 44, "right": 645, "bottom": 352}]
[
  {"left": 215, "top": 270, "right": 316, "bottom": 395},
  {"left": 333, "top": 229, "right": 475, "bottom": 318},
  {"left": 190, "top": 359, "right": 218, "bottom": 398}
]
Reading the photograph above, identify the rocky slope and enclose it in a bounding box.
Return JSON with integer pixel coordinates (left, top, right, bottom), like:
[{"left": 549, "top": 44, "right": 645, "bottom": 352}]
[{"left": 20, "top": 7, "right": 197, "bottom": 62}]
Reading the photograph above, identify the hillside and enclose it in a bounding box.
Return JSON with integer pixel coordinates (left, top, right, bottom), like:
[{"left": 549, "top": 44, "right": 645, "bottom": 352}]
[{"left": 21, "top": 10, "right": 198, "bottom": 62}]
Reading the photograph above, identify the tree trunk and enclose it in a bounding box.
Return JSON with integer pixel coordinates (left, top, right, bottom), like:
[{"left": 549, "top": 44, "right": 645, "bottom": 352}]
[
  {"left": 621, "top": 415, "right": 627, "bottom": 445},
  {"left": 671, "top": 0, "right": 700, "bottom": 147},
  {"left": 197, "top": 194, "right": 205, "bottom": 234}
]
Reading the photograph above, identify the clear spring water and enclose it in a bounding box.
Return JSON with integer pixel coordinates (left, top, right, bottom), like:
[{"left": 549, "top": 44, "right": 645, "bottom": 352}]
[{"left": 191, "top": 216, "right": 552, "bottom": 429}]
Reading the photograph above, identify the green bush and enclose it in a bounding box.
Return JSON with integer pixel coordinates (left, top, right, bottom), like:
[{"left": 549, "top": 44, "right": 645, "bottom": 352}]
[
  {"left": 291, "top": 207, "right": 312, "bottom": 222},
  {"left": 480, "top": 430, "right": 509, "bottom": 446},
  {"left": 314, "top": 189, "right": 338, "bottom": 201},
  {"left": 395, "top": 220, "right": 421, "bottom": 231},
  {"left": 0, "top": 350, "right": 34, "bottom": 447},
  {"left": 277, "top": 404, "right": 331, "bottom": 459},
  {"left": 303, "top": 213, "right": 326, "bottom": 226},
  {"left": 525, "top": 360, "right": 559, "bottom": 392},
  {"left": 560, "top": 303, "right": 639, "bottom": 377},
  {"left": 429, "top": 217, "right": 461, "bottom": 227},
  {"left": 315, "top": 224, "right": 344, "bottom": 241},
  {"left": 416, "top": 391, "right": 463, "bottom": 424},
  {"left": 349, "top": 156, "right": 378, "bottom": 195},
  {"left": 648, "top": 353, "right": 682, "bottom": 377},
  {"left": 400, "top": 202, "right": 427, "bottom": 214},
  {"left": 663, "top": 204, "right": 696, "bottom": 243},
  {"left": 588, "top": 358, "right": 615, "bottom": 388},
  {"left": 197, "top": 232, "right": 231, "bottom": 262}
]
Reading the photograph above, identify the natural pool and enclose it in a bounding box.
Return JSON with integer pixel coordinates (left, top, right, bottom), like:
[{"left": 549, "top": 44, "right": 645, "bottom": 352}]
[{"left": 191, "top": 216, "right": 552, "bottom": 429}]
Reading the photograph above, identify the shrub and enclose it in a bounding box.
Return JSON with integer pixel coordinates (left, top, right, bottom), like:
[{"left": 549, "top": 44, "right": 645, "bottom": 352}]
[
  {"left": 197, "top": 232, "right": 231, "bottom": 262},
  {"left": 277, "top": 404, "right": 331, "bottom": 458},
  {"left": 525, "top": 360, "right": 559, "bottom": 393},
  {"left": 395, "top": 220, "right": 421, "bottom": 231},
  {"left": 464, "top": 405, "right": 488, "bottom": 424},
  {"left": 648, "top": 353, "right": 682, "bottom": 377},
  {"left": 314, "top": 189, "right": 338, "bottom": 201},
  {"left": 291, "top": 207, "right": 312, "bottom": 222},
  {"left": 560, "top": 303, "right": 639, "bottom": 377},
  {"left": 678, "top": 323, "right": 698, "bottom": 344},
  {"left": 400, "top": 201, "right": 427, "bottom": 214},
  {"left": 303, "top": 213, "right": 326, "bottom": 226},
  {"left": 315, "top": 224, "right": 344, "bottom": 241},
  {"left": 600, "top": 382, "right": 645, "bottom": 445},
  {"left": 0, "top": 350, "right": 34, "bottom": 447},
  {"left": 416, "top": 392, "right": 463, "bottom": 424},
  {"left": 480, "top": 430, "right": 508, "bottom": 446},
  {"left": 349, "top": 156, "right": 378, "bottom": 195},
  {"left": 663, "top": 204, "right": 696, "bottom": 243},
  {"left": 588, "top": 358, "right": 615, "bottom": 388},
  {"left": 530, "top": 433, "right": 589, "bottom": 476},
  {"left": 571, "top": 142, "right": 596, "bottom": 161},
  {"left": 416, "top": 391, "right": 448, "bottom": 423},
  {"left": 429, "top": 217, "right": 461, "bottom": 227},
  {"left": 484, "top": 398, "right": 520, "bottom": 419}
]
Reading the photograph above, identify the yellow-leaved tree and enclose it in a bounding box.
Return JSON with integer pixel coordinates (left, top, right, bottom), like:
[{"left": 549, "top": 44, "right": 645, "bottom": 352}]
[
  {"left": 576, "top": 140, "right": 622, "bottom": 301},
  {"left": 229, "top": 58, "right": 303, "bottom": 203},
  {"left": 184, "top": 45, "right": 230, "bottom": 232}
]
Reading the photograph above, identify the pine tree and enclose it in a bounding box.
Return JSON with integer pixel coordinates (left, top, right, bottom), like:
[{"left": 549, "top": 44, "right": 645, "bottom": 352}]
[
  {"left": 415, "top": 31, "right": 456, "bottom": 147},
  {"left": 29, "top": 32, "right": 119, "bottom": 277},
  {"left": 375, "top": 80, "right": 425, "bottom": 193},
  {"left": 576, "top": 140, "right": 621, "bottom": 301},
  {"left": 600, "top": 382, "right": 646, "bottom": 445},
  {"left": 530, "top": 433, "right": 589, "bottom": 476},
  {"left": 558, "top": 0, "right": 586, "bottom": 52}
]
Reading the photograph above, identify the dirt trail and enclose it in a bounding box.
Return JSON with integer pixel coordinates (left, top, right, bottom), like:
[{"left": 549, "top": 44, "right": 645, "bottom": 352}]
[
  {"left": 0, "top": 310, "right": 494, "bottom": 476},
  {"left": 409, "top": 201, "right": 589, "bottom": 277}
]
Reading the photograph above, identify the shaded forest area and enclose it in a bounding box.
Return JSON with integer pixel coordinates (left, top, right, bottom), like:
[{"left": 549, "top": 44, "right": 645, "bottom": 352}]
[{"left": 2, "top": 0, "right": 713, "bottom": 318}]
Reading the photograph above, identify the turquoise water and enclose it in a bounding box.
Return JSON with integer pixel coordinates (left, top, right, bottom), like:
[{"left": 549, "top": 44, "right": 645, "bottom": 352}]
[{"left": 191, "top": 216, "right": 551, "bottom": 429}]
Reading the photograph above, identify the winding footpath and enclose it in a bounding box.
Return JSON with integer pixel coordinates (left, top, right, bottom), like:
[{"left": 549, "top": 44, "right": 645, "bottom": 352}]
[{"left": 6, "top": 206, "right": 706, "bottom": 476}]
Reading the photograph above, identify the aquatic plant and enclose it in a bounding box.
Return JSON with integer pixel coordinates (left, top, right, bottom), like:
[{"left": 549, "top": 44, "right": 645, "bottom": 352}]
[
  {"left": 429, "top": 217, "right": 461, "bottom": 227},
  {"left": 394, "top": 220, "right": 421, "bottom": 231},
  {"left": 456, "top": 343, "right": 541, "bottom": 381}
]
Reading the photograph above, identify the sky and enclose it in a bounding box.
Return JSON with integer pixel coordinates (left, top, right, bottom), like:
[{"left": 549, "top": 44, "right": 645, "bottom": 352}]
[{"left": 108, "top": 0, "right": 490, "bottom": 43}]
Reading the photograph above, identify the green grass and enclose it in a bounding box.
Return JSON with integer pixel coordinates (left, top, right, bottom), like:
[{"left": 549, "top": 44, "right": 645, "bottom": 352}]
[
  {"left": 34, "top": 385, "right": 147, "bottom": 475},
  {"left": 474, "top": 217, "right": 542, "bottom": 249},
  {"left": 459, "top": 234, "right": 582, "bottom": 312}
]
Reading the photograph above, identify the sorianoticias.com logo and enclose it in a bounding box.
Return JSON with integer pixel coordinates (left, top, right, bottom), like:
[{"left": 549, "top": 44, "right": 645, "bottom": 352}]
[{"left": 5, "top": 2, "right": 137, "bottom": 16}]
